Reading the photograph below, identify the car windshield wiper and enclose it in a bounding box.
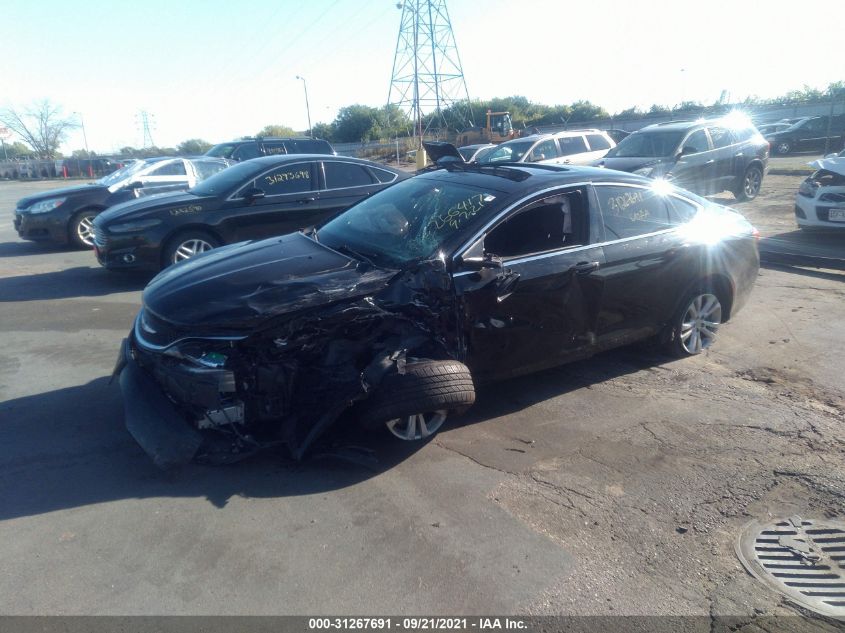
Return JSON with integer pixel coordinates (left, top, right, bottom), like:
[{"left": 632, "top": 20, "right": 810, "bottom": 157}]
[{"left": 331, "top": 244, "right": 379, "bottom": 268}]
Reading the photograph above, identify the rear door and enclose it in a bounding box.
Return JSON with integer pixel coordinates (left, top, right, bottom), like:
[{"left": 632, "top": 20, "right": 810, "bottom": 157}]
[
  {"left": 670, "top": 128, "right": 717, "bottom": 194},
  {"left": 221, "top": 161, "right": 320, "bottom": 241},
  {"left": 591, "top": 183, "right": 699, "bottom": 349},
  {"left": 556, "top": 135, "right": 592, "bottom": 165},
  {"left": 453, "top": 186, "right": 605, "bottom": 381},
  {"left": 707, "top": 125, "right": 740, "bottom": 192},
  {"left": 585, "top": 133, "right": 614, "bottom": 162},
  {"left": 136, "top": 159, "right": 192, "bottom": 197},
  {"left": 314, "top": 160, "right": 387, "bottom": 224}
]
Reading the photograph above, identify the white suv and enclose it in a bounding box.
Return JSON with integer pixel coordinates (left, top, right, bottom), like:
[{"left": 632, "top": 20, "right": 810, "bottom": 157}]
[{"left": 478, "top": 129, "right": 615, "bottom": 167}]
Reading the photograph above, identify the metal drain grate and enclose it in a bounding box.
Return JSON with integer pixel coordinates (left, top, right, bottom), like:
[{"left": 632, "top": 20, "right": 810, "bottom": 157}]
[{"left": 737, "top": 516, "right": 845, "bottom": 619}]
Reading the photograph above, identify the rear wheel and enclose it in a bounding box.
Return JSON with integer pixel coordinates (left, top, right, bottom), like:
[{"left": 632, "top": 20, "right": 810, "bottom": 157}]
[
  {"left": 669, "top": 290, "right": 723, "bottom": 356},
  {"left": 359, "top": 360, "right": 475, "bottom": 441},
  {"left": 163, "top": 230, "right": 220, "bottom": 268},
  {"left": 69, "top": 209, "right": 99, "bottom": 248},
  {"left": 734, "top": 164, "right": 763, "bottom": 201}
]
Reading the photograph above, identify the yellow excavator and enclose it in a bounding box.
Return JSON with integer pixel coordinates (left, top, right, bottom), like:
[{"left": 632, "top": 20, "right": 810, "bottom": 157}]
[{"left": 457, "top": 110, "right": 516, "bottom": 146}]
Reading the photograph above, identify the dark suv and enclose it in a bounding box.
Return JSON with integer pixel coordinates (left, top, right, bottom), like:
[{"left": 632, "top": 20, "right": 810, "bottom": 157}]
[
  {"left": 764, "top": 115, "right": 845, "bottom": 155},
  {"left": 205, "top": 137, "right": 335, "bottom": 161},
  {"left": 595, "top": 118, "right": 769, "bottom": 201}
]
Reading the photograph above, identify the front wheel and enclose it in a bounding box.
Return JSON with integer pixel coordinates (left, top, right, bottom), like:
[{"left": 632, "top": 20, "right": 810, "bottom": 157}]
[
  {"left": 69, "top": 209, "right": 99, "bottom": 248},
  {"left": 162, "top": 230, "right": 220, "bottom": 268},
  {"left": 358, "top": 360, "right": 476, "bottom": 441},
  {"left": 669, "top": 290, "right": 723, "bottom": 356},
  {"left": 775, "top": 140, "right": 791, "bottom": 155},
  {"left": 734, "top": 164, "right": 763, "bottom": 201}
]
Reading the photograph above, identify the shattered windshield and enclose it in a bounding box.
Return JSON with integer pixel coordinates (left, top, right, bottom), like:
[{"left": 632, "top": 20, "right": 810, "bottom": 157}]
[
  {"left": 317, "top": 177, "right": 497, "bottom": 267},
  {"left": 606, "top": 131, "right": 685, "bottom": 158}
]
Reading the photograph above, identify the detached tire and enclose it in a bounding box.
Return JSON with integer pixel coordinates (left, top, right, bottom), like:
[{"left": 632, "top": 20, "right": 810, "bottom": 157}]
[
  {"left": 162, "top": 230, "right": 220, "bottom": 268},
  {"left": 359, "top": 360, "right": 475, "bottom": 441}
]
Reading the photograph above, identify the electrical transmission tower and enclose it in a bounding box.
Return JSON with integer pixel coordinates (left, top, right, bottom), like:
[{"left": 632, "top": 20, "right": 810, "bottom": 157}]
[
  {"left": 138, "top": 110, "right": 156, "bottom": 148},
  {"left": 387, "top": 0, "right": 473, "bottom": 145}
]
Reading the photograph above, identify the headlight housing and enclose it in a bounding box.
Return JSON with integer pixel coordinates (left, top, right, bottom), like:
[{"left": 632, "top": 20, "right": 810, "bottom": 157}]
[
  {"left": 27, "top": 198, "right": 66, "bottom": 214},
  {"left": 798, "top": 178, "right": 819, "bottom": 198},
  {"left": 108, "top": 218, "right": 163, "bottom": 233}
]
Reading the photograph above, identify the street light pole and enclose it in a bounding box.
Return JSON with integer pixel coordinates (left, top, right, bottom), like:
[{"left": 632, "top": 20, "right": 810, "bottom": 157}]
[{"left": 295, "top": 75, "right": 313, "bottom": 138}]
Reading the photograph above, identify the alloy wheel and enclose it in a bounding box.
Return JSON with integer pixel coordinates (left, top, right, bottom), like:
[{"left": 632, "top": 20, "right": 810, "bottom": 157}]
[
  {"left": 76, "top": 215, "right": 96, "bottom": 246},
  {"left": 386, "top": 410, "right": 447, "bottom": 441},
  {"left": 743, "top": 167, "right": 762, "bottom": 199},
  {"left": 680, "top": 293, "right": 722, "bottom": 354},
  {"left": 173, "top": 238, "right": 214, "bottom": 263}
]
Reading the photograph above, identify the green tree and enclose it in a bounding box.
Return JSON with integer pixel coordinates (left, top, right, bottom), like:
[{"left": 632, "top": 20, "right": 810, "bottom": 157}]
[
  {"left": 256, "top": 124, "right": 297, "bottom": 137},
  {"left": 177, "top": 138, "right": 212, "bottom": 155},
  {"left": 310, "top": 122, "right": 335, "bottom": 141},
  {"left": 0, "top": 141, "right": 35, "bottom": 159},
  {"left": 333, "top": 105, "right": 381, "bottom": 143}
]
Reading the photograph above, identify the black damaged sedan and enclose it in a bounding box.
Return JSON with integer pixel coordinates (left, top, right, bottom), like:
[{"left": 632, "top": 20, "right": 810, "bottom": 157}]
[
  {"left": 116, "top": 163, "right": 759, "bottom": 468},
  {"left": 93, "top": 155, "right": 406, "bottom": 271}
]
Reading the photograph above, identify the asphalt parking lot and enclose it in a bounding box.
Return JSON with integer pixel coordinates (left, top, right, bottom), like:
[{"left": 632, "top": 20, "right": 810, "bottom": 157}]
[{"left": 1, "top": 172, "right": 844, "bottom": 621}]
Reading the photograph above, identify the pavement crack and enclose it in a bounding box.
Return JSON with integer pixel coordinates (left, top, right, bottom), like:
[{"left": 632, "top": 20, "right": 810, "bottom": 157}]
[{"left": 433, "top": 440, "right": 519, "bottom": 476}]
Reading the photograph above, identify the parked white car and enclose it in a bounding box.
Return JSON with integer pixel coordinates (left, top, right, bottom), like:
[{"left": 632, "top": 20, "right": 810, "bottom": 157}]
[
  {"left": 477, "top": 129, "right": 615, "bottom": 167},
  {"left": 795, "top": 151, "right": 845, "bottom": 229}
]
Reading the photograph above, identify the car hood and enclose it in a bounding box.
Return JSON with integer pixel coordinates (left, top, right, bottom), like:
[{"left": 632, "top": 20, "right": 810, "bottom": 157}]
[
  {"left": 808, "top": 157, "right": 845, "bottom": 176},
  {"left": 97, "top": 192, "right": 211, "bottom": 225},
  {"left": 594, "top": 156, "right": 670, "bottom": 172},
  {"left": 423, "top": 141, "right": 465, "bottom": 163},
  {"left": 17, "top": 183, "right": 107, "bottom": 208},
  {"left": 142, "top": 231, "right": 398, "bottom": 330}
]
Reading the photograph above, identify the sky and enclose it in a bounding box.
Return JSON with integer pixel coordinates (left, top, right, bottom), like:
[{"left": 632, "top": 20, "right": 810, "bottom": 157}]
[{"left": 5, "top": 0, "right": 843, "bottom": 155}]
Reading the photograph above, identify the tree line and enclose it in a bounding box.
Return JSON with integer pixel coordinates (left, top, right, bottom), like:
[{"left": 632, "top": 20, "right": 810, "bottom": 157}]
[{"left": 2, "top": 81, "right": 842, "bottom": 159}]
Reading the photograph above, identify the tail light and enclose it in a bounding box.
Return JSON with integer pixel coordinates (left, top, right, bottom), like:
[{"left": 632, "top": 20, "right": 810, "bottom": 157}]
[{"left": 751, "top": 227, "right": 760, "bottom": 241}]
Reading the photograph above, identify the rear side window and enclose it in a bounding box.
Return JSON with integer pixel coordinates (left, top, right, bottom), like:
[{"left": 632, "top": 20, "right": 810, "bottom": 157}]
[
  {"left": 324, "top": 161, "right": 375, "bottom": 189},
  {"left": 370, "top": 167, "right": 399, "bottom": 184},
  {"left": 595, "top": 185, "right": 671, "bottom": 240},
  {"left": 293, "top": 139, "right": 334, "bottom": 154},
  {"left": 667, "top": 196, "right": 699, "bottom": 224},
  {"left": 708, "top": 126, "right": 734, "bottom": 149},
  {"left": 586, "top": 134, "right": 612, "bottom": 151},
  {"left": 558, "top": 135, "right": 589, "bottom": 156},
  {"left": 262, "top": 142, "right": 288, "bottom": 156},
  {"left": 150, "top": 161, "right": 187, "bottom": 176},
  {"left": 246, "top": 163, "right": 313, "bottom": 195}
]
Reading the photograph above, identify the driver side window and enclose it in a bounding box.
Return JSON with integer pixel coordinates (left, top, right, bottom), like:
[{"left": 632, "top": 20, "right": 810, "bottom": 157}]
[
  {"left": 484, "top": 190, "right": 587, "bottom": 258},
  {"left": 682, "top": 129, "right": 710, "bottom": 154}
]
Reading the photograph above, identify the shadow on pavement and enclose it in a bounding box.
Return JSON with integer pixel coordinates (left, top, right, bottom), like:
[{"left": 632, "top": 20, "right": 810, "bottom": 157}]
[
  {"left": 0, "top": 266, "right": 153, "bottom": 302},
  {"left": 0, "top": 241, "right": 78, "bottom": 258},
  {"left": 0, "top": 346, "right": 671, "bottom": 522},
  {"left": 760, "top": 229, "right": 845, "bottom": 272}
]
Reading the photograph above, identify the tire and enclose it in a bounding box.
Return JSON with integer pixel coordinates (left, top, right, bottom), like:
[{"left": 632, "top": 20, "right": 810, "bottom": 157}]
[
  {"left": 775, "top": 140, "right": 791, "bottom": 155},
  {"left": 162, "top": 230, "right": 220, "bottom": 268},
  {"left": 667, "top": 288, "right": 724, "bottom": 357},
  {"left": 359, "top": 360, "right": 476, "bottom": 440},
  {"left": 69, "top": 209, "right": 99, "bottom": 248},
  {"left": 734, "top": 164, "right": 763, "bottom": 202}
]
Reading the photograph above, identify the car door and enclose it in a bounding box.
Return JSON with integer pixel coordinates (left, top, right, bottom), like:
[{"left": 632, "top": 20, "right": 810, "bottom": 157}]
[
  {"left": 317, "top": 160, "right": 386, "bottom": 223},
  {"left": 525, "top": 139, "right": 561, "bottom": 165},
  {"left": 585, "top": 133, "right": 614, "bottom": 162},
  {"left": 556, "top": 135, "right": 593, "bottom": 165},
  {"left": 706, "top": 126, "right": 739, "bottom": 192},
  {"left": 669, "top": 129, "right": 716, "bottom": 194},
  {"left": 452, "top": 186, "right": 605, "bottom": 381},
  {"left": 591, "top": 183, "right": 699, "bottom": 350},
  {"left": 221, "top": 161, "right": 320, "bottom": 241}
]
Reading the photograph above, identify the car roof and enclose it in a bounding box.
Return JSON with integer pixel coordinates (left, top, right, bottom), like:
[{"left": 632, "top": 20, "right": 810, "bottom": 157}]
[
  {"left": 639, "top": 121, "right": 702, "bottom": 132},
  {"left": 420, "top": 163, "right": 649, "bottom": 195},
  {"left": 237, "top": 154, "right": 401, "bottom": 169}
]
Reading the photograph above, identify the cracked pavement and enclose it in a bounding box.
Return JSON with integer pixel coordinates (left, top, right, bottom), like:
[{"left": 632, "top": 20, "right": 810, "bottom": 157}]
[{"left": 0, "top": 178, "right": 843, "bottom": 624}]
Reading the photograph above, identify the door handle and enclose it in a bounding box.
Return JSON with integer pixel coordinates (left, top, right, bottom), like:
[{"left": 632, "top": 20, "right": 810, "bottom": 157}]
[
  {"left": 574, "top": 261, "right": 600, "bottom": 274},
  {"left": 705, "top": 159, "right": 715, "bottom": 165},
  {"left": 297, "top": 196, "right": 316, "bottom": 204}
]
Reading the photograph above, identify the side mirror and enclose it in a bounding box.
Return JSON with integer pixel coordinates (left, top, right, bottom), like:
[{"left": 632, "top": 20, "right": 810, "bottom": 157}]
[
  {"left": 457, "top": 253, "right": 503, "bottom": 271},
  {"left": 679, "top": 146, "right": 698, "bottom": 158},
  {"left": 127, "top": 181, "right": 144, "bottom": 189},
  {"left": 243, "top": 187, "right": 266, "bottom": 201}
]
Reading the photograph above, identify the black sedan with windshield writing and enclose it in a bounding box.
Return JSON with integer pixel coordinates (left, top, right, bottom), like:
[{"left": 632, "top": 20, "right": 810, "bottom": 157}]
[
  {"left": 92, "top": 155, "right": 406, "bottom": 271},
  {"left": 115, "top": 162, "right": 759, "bottom": 468}
]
